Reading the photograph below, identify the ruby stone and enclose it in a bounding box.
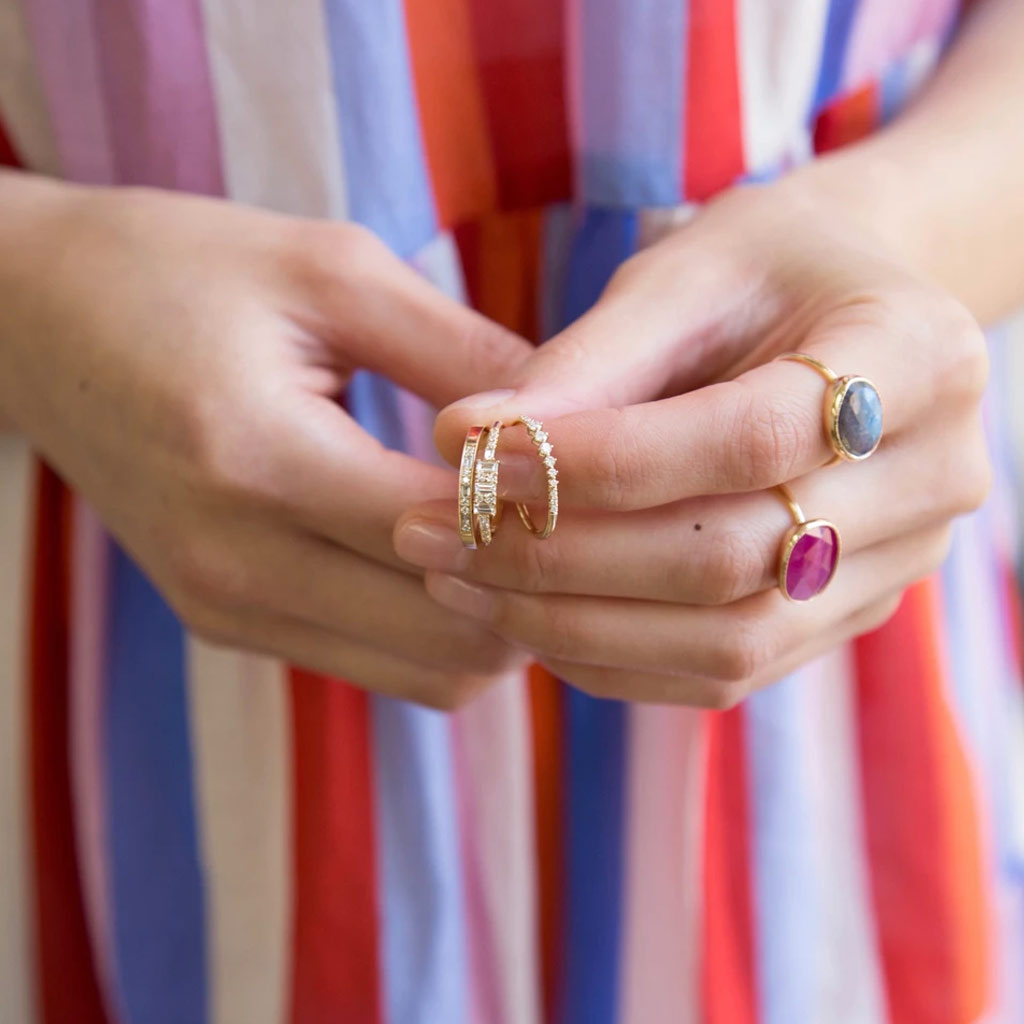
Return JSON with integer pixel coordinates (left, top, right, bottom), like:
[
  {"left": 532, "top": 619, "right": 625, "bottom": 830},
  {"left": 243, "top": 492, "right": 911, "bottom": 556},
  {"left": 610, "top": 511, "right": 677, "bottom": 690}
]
[{"left": 784, "top": 524, "right": 839, "bottom": 601}]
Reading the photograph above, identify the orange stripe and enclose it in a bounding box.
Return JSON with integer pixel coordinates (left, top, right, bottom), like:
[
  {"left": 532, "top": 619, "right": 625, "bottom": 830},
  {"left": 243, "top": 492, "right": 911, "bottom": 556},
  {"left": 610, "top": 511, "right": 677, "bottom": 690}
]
[
  {"left": 700, "top": 707, "right": 758, "bottom": 1024},
  {"left": 528, "top": 664, "right": 564, "bottom": 1021},
  {"left": 454, "top": 209, "right": 543, "bottom": 341},
  {"left": 854, "top": 578, "right": 989, "bottom": 1022},
  {"left": 813, "top": 83, "right": 880, "bottom": 154},
  {"left": 404, "top": 0, "right": 496, "bottom": 230}
]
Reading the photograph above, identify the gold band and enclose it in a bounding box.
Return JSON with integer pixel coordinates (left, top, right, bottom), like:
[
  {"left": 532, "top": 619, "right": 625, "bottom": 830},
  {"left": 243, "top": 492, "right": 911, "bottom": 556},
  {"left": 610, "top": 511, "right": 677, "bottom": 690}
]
[
  {"left": 775, "top": 482, "right": 805, "bottom": 525},
  {"left": 777, "top": 351, "right": 837, "bottom": 384},
  {"left": 513, "top": 415, "right": 559, "bottom": 540},
  {"left": 458, "top": 426, "right": 484, "bottom": 549},
  {"left": 773, "top": 484, "right": 841, "bottom": 602}
]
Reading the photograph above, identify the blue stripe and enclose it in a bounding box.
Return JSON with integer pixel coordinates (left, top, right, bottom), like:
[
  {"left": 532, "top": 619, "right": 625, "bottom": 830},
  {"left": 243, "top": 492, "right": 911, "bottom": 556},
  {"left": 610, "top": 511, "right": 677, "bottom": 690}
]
[
  {"left": 559, "top": 207, "right": 637, "bottom": 1024},
  {"left": 105, "top": 547, "right": 207, "bottom": 1024},
  {"left": 810, "top": 0, "right": 860, "bottom": 113},
  {"left": 578, "top": 0, "right": 685, "bottom": 206},
  {"left": 371, "top": 699, "right": 469, "bottom": 1024},
  {"left": 322, "top": 0, "right": 436, "bottom": 255},
  {"left": 745, "top": 675, "right": 820, "bottom": 1024},
  {"left": 348, "top": 370, "right": 409, "bottom": 449},
  {"left": 879, "top": 60, "right": 909, "bottom": 124}
]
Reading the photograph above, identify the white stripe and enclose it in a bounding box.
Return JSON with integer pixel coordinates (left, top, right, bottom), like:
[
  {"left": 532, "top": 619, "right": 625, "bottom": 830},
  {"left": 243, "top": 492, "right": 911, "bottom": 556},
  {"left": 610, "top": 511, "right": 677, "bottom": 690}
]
[
  {"left": 186, "top": 642, "right": 292, "bottom": 1024},
  {"left": 0, "top": 2, "right": 60, "bottom": 173},
  {"left": 0, "top": 436, "right": 36, "bottom": 1024},
  {"left": 805, "top": 647, "right": 888, "bottom": 1023},
  {"left": 199, "top": 0, "right": 348, "bottom": 218},
  {"left": 737, "top": 0, "right": 830, "bottom": 173}
]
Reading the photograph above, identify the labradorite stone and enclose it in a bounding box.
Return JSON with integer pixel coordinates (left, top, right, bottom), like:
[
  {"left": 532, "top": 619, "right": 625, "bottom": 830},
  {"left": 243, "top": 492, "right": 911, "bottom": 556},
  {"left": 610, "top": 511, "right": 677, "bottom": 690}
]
[{"left": 837, "top": 380, "right": 883, "bottom": 456}]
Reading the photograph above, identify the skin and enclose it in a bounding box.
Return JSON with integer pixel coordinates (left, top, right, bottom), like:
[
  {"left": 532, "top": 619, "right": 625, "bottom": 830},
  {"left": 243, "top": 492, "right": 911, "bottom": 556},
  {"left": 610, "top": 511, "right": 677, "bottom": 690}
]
[{"left": 2, "top": 0, "right": 1022, "bottom": 709}]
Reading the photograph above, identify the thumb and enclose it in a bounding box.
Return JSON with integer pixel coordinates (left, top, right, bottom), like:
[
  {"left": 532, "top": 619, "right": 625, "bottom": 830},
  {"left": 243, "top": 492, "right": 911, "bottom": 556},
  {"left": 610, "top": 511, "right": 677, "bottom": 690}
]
[{"left": 432, "top": 254, "right": 706, "bottom": 465}]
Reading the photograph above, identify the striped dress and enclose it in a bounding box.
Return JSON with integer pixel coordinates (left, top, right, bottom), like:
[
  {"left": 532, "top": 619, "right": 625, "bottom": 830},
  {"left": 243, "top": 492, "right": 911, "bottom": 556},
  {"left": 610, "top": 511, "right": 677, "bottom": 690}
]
[{"left": 1, "top": 1, "right": 1023, "bottom": 1022}]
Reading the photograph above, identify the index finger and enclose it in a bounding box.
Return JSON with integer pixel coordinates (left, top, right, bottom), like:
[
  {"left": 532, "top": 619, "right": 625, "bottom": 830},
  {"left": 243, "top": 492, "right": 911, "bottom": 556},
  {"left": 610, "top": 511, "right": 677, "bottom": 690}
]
[{"left": 435, "top": 333, "right": 909, "bottom": 512}]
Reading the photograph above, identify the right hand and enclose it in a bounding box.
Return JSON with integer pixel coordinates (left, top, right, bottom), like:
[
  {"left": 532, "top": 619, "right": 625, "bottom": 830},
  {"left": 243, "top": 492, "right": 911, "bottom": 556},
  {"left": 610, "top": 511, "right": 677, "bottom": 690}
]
[{"left": 0, "top": 175, "right": 534, "bottom": 707}]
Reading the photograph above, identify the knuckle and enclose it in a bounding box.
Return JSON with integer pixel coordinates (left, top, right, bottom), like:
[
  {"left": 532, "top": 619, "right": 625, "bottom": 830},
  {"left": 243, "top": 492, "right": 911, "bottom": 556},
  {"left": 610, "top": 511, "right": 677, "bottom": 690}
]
[
  {"left": 924, "top": 526, "right": 955, "bottom": 575},
  {"left": 509, "top": 531, "right": 562, "bottom": 593},
  {"left": 420, "top": 673, "right": 492, "bottom": 712},
  {"left": 455, "top": 626, "right": 524, "bottom": 675},
  {"left": 710, "top": 615, "right": 775, "bottom": 683},
  {"left": 939, "top": 301, "right": 989, "bottom": 401},
  {"left": 585, "top": 410, "right": 649, "bottom": 510},
  {"left": 698, "top": 522, "right": 767, "bottom": 605},
  {"left": 729, "top": 387, "right": 806, "bottom": 489},
  {"left": 954, "top": 450, "right": 993, "bottom": 514},
  {"left": 862, "top": 593, "right": 904, "bottom": 635},
  {"left": 165, "top": 536, "right": 251, "bottom": 613},
  {"left": 701, "top": 680, "right": 751, "bottom": 711},
  {"left": 497, "top": 597, "right": 578, "bottom": 661}
]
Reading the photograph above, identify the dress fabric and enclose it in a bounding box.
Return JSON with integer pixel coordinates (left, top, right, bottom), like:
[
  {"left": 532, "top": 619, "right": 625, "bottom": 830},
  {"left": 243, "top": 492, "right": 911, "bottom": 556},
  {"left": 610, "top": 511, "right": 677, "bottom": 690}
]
[{"left": 0, "top": 2, "right": 1023, "bottom": 1023}]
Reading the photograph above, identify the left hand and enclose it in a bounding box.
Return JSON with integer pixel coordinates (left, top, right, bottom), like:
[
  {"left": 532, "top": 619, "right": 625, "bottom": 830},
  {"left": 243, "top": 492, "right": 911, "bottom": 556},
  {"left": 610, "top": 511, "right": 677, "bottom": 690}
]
[{"left": 394, "top": 181, "right": 992, "bottom": 707}]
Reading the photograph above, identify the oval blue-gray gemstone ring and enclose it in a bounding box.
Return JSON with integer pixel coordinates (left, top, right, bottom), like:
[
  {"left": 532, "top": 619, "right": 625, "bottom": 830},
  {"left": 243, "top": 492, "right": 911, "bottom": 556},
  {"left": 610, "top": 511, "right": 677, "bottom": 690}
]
[{"left": 776, "top": 352, "right": 884, "bottom": 462}]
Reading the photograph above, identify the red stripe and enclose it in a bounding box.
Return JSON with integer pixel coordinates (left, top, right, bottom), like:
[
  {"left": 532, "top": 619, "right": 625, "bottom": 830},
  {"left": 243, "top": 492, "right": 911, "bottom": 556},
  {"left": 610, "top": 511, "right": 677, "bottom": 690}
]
[
  {"left": 700, "top": 706, "right": 758, "bottom": 1024},
  {"left": 29, "top": 464, "right": 111, "bottom": 1024},
  {"left": 854, "top": 579, "right": 989, "bottom": 1023},
  {"left": 0, "top": 112, "right": 20, "bottom": 166},
  {"left": 465, "top": 0, "right": 572, "bottom": 209},
  {"left": 528, "top": 665, "right": 564, "bottom": 1020},
  {"left": 684, "top": 0, "right": 745, "bottom": 200},
  {"left": 288, "top": 670, "right": 381, "bottom": 1024},
  {"left": 813, "top": 84, "right": 880, "bottom": 154}
]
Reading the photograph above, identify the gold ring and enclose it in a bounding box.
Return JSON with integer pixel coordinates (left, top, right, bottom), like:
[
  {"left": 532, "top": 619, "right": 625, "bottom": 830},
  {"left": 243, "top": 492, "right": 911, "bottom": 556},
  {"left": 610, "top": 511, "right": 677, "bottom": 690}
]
[
  {"left": 776, "top": 352, "right": 883, "bottom": 462},
  {"left": 513, "top": 415, "right": 558, "bottom": 539},
  {"left": 775, "top": 483, "right": 840, "bottom": 602},
  {"left": 458, "top": 421, "right": 503, "bottom": 549}
]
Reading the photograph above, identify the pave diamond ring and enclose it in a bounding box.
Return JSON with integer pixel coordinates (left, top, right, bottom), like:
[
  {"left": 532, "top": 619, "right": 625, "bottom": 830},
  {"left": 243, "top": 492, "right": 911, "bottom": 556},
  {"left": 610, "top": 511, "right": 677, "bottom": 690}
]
[{"left": 512, "top": 415, "right": 559, "bottom": 540}]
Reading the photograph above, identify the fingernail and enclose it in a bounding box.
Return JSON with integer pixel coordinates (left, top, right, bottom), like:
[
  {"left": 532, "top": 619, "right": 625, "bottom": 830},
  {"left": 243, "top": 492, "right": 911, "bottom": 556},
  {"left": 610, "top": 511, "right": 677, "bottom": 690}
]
[
  {"left": 496, "top": 453, "right": 547, "bottom": 500},
  {"left": 444, "top": 388, "right": 517, "bottom": 412},
  {"left": 394, "top": 520, "right": 469, "bottom": 571},
  {"left": 426, "top": 573, "right": 495, "bottom": 621}
]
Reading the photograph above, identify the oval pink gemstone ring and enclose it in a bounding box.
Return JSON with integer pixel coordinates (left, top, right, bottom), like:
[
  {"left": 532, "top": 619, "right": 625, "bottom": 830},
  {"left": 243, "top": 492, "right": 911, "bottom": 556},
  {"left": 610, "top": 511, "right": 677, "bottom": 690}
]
[{"left": 774, "top": 484, "right": 841, "bottom": 602}]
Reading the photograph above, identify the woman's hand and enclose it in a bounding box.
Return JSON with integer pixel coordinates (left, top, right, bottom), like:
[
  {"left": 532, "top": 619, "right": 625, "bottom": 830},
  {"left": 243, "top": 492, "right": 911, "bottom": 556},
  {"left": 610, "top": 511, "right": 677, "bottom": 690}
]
[
  {"left": 395, "top": 181, "right": 992, "bottom": 707},
  {"left": 0, "top": 173, "right": 535, "bottom": 707}
]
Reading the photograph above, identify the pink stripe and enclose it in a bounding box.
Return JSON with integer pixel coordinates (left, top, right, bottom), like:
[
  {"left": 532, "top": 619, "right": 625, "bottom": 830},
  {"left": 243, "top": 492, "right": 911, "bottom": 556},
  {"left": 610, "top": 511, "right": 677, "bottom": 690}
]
[
  {"left": 843, "top": 0, "right": 957, "bottom": 91},
  {"left": 19, "top": 0, "right": 114, "bottom": 182},
  {"left": 452, "top": 677, "right": 540, "bottom": 1024},
  {"left": 90, "top": 0, "right": 222, "bottom": 191},
  {"left": 68, "top": 501, "right": 119, "bottom": 1018},
  {"left": 619, "top": 706, "right": 707, "bottom": 1024}
]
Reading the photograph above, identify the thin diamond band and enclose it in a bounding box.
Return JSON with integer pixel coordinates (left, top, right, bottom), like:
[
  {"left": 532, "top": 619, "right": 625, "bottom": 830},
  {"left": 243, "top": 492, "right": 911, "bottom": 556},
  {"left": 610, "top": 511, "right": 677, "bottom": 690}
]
[{"left": 513, "top": 415, "right": 558, "bottom": 540}]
